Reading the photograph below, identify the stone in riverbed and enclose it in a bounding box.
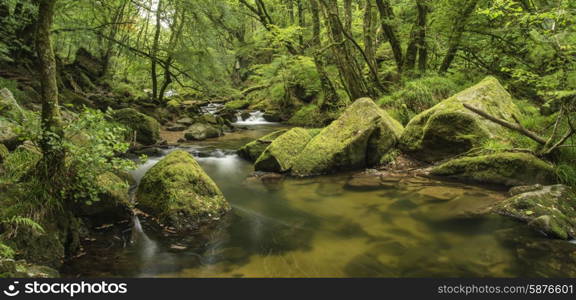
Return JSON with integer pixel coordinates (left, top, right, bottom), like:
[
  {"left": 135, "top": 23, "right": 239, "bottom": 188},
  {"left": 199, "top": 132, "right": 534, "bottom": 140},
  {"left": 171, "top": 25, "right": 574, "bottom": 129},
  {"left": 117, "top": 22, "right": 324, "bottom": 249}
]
[
  {"left": 429, "top": 152, "right": 555, "bottom": 186},
  {"left": 166, "top": 124, "right": 187, "bottom": 132},
  {"left": 291, "top": 98, "right": 403, "bottom": 176},
  {"left": 237, "top": 129, "right": 288, "bottom": 162},
  {"left": 254, "top": 128, "right": 317, "bottom": 173},
  {"left": 136, "top": 150, "right": 230, "bottom": 232},
  {"left": 492, "top": 185, "right": 576, "bottom": 240},
  {"left": 111, "top": 108, "right": 161, "bottom": 145},
  {"left": 399, "top": 76, "right": 520, "bottom": 162},
  {"left": 184, "top": 123, "right": 222, "bottom": 141}
]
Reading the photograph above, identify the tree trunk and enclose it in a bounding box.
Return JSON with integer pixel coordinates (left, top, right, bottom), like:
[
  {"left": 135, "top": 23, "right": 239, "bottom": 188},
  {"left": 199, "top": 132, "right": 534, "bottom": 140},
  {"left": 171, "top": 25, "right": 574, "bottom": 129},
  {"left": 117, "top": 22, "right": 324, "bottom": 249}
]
[
  {"left": 35, "top": 0, "right": 65, "bottom": 179},
  {"left": 439, "top": 0, "right": 479, "bottom": 74},
  {"left": 405, "top": 0, "right": 429, "bottom": 73},
  {"left": 297, "top": 0, "right": 305, "bottom": 47},
  {"left": 375, "top": 0, "right": 403, "bottom": 73},
  {"left": 363, "top": 0, "right": 376, "bottom": 71},
  {"left": 310, "top": 0, "right": 338, "bottom": 110},
  {"left": 320, "top": 0, "right": 370, "bottom": 100},
  {"left": 151, "top": 0, "right": 163, "bottom": 102},
  {"left": 344, "top": 0, "right": 352, "bottom": 33}
]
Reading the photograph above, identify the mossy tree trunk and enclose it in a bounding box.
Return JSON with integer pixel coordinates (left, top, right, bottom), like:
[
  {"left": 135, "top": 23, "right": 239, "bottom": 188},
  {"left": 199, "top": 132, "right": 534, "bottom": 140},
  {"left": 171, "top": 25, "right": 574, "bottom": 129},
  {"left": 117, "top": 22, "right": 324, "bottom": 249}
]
[
  {"left": 35, "top": 0, "right": 65, "bottom": 181},
  {"left": 439, "top": 0, "right": 479, "bottom": 74},
  {"left": 310, "top": 0, "right": 339, "bottom": 110},
  {"left": 375, "top": 0, "right": 403, "bottom": 73},
  {"left": 151, "top": 0, "right": 163, "bottom": 102},
  {"left": 405, "top": 0, "right": 429, "bottom": 73}
]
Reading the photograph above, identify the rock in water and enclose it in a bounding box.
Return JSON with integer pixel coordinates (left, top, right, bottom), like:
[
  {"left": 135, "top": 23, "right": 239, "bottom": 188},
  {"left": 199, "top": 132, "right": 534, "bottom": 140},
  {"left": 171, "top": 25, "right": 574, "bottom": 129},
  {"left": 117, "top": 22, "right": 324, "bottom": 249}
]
[
  {"left": 399, "top": 76, "right": 520, "bottom": 162},
  {"left": 291, "top": 98, "right": 403, "bottom": 176},
  {"left": 254, "top": 128, "right": 317, "bottom": 173},
  {"left": 184, "top": 123, "right": 222, "bottom": 141},
  {"left": 111, "top": 108, "right": 161, "bottom": 145},
  {"left": 492, "top": 185, "right": 576, "bottom": 239},
  {"left": 429, "top": 152, "right": 555, "bottom": 186},
  {"left": 136, "top": 150, "right": 230, "bottom": 231},
  {"left": 237, "top": 129, "right": 288, "bottom": 162}
]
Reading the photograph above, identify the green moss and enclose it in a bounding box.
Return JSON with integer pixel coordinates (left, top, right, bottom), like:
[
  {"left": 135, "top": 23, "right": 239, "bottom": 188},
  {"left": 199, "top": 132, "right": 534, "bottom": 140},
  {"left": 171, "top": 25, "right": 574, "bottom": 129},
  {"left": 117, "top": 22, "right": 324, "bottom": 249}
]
[
  {"left": 430, "top": 152, "right": 556, "bottom": 186},
  {"left": 111, "top": 108, "right": 161, "bottom": 145},
  {"left": 399, "top": 76, "right": 521, "bottom": 162},
  {"left": 1, "top": 143, "right": 42, "bottom": 182},
  {"left": 493, "top": 184, "right": 576, "bottom": 239},
  {"left": 136, "top": 150, "right": 230, "bottom": 231},
  {"left": 237, "top": 129, "right": 288, "bottom": 162},
  {"left": 291, "top": 98, "right": 403, "bottom": 176},
  {"left": 254, "top": 128, "right": 315, "bottom": 173},
  {"left": 0, "top": 143, "right": 7, "bottom": 163},
  {"left": 287, "top": 104, "right": 339, "bottom": 127},
  {"left": 184, "top": 123, "right": 222, "bottom": 141},
  {"left": 224, "top": 99, "right": 250, "bottom": 110}
]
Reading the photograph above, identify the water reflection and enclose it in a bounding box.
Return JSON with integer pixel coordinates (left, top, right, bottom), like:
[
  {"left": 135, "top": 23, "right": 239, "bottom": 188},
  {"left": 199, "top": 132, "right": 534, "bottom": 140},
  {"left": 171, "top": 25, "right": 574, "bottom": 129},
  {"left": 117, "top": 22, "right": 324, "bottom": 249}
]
[{"left": 63, "top": 125, "right": 576, "bottom": 278}]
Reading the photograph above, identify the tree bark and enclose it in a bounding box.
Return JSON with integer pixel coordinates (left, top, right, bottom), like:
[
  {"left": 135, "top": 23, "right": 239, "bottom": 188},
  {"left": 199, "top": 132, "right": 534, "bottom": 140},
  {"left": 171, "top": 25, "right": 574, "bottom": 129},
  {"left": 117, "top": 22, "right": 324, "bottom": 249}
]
[
  {"left": 375, "top": 0, "right": 403, "bottom": 72},
  {"left": 310, "top": 0, "right": 339, "bottom": 110},
  {"left": 363, "top": 0, "right": 376, "bottom": 73},
  {"left": 439, "top": 0, "right": 479, "bottom": 74},
  {"left": 151, "top": 0, "right": 163, "bottom": 102},
  {"left": 35, "top": 0, "right": 65, "bottom": 179},
  {"left": 405, "top": 0, "right": 429, "bottom": 73}
]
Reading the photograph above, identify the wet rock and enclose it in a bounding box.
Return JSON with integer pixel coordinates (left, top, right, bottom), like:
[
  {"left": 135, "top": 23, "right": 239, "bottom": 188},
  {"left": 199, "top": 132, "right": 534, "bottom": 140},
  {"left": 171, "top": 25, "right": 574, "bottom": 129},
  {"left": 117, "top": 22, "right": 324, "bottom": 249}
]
[
  {"left": 492, "top": 185, "right": 576, "bottom": 239},
  {"left": 509, "top": 184, "right": 543, "bottom": 196},
  {"left": 237, "top": 129, "right": 288, "bottom": 162},
  {"left": 111, "top": 108, "right": 161, "bottom": 145},
  {"left": 263, "top": 111, "right": 282, "bottom": 122},
  {"left": 166, "top": 124, "right": 187, "bottom": 132},
  {"left": 400, "top": 77, "right": 520, "bottom": 162},
  {"left": 184, "top": 123, "right": 222, "bottom": 141},
  {"left": 176, "top": 117, "right": 195, "bottom": 126},
  {"left": 137, "top": 150, "right": 230, "bottom": 232},
  {"left": 430, "top": 152, "right": 555, "bottom": 186},
  {"left": 133, "top": 147, "right": 163, "bottom": 157},
  {"left": 291, "top": 98, "right": 403, "bottom": 176},
  {"left": 254, "top": 128, "right": 317, "bottom": 173}
]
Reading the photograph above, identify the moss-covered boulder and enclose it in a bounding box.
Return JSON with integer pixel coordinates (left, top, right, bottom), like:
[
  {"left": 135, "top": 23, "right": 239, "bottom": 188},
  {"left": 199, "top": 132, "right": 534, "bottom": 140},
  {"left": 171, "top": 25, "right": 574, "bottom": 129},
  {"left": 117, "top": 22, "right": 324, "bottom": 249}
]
[
  {"left": 237, "top": 129, "right": 288, "bottom": 162},
  {"left": 0, "top": 143, "right": 8, "bottom": 164},
  {"left": 184, "top": 123, "right": 222, "bottom": 141},
  {"left": 0, "top": 259, "right": 59, "bottom": 278},
  {"left": 0, "top": 120, "right": 19, "bottom": 150},
  {"left": 136, "top": 150, "right": 230, "bottom": 231},
  {"left": 76, "top": 172, "right": 132, "bottom": 225},
  {"left": 254, "top": 128, "right": 318, "bottom": 173},
  {"left": 111, "top": 108, "right": 161, "bottom": 145},
  {"left": 291, "top": 98, "right": 403, "bottom": 176},
  {"left": 492, "top": 185, "right": 576, "bottom": 239},
  {"left": 429, "top": 152, "right": 555, "bottom": 186},
  {"left": 225, "top": 99, "right": 250, "bottom": 110},
  {"left": 399, "top": 77, "right": 520, "bottom": 162},
  {"left": 0, "top": 88, "right": 25, "bottom": 123}
]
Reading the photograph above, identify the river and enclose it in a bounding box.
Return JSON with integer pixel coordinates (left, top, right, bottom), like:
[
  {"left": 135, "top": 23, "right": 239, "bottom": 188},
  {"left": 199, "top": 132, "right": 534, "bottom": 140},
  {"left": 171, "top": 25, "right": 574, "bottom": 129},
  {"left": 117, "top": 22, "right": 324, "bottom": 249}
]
[{"left": 61, "top": 117, "right": 576, "bottom": 278}]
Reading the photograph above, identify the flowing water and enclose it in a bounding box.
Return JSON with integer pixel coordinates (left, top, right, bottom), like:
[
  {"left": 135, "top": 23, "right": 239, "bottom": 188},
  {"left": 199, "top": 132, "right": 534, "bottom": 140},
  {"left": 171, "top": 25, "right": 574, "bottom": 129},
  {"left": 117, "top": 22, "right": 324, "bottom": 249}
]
[{"left": 62, "top": 123, "right": 576, "bottom": 278}]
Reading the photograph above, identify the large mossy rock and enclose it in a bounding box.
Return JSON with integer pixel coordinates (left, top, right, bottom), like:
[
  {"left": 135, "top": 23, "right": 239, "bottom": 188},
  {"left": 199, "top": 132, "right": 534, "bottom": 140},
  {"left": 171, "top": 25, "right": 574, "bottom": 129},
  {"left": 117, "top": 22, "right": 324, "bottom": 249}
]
[
  {"left": 0, "top": 120, "right": 19, "bottom": 150},
  {"left": 492, "top": 185, "right": 576, "bottom": 239},
  {"left": 291, "top": 98, "right": 403, "bottom": 176},
  {"left": 399, "top": 77, "right": 520, "bottom": 162},
  {"left": 429, "top": 152, "right": 555, "bottom": 186},
  {"left": 237, "top": 129, "right": 288, "bottom": 162},
  {"left": 76, "top": 172, "right": 132, "bottom": 225},
  {"left": 254, "top": 128, "right": 318, "bottom": 173},
  {"left": 136, "top": 150, "right": 230, "bottom": 231},
  {"left": 184, "top": 122, "right": 222, "bottom": 141},
  {"left": 111, "top": 108, "right": 161, "bottom": 145}
]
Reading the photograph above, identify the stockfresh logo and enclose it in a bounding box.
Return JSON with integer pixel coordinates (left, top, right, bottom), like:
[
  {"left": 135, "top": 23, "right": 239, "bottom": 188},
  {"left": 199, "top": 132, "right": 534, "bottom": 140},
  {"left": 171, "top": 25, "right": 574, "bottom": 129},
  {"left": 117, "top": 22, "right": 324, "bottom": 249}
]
[
  {"left": 2, "top": 281, "right": 128, "bottom": 298},
  {"left": 3, "top": 281, "right": 20, "bottom": 297}
]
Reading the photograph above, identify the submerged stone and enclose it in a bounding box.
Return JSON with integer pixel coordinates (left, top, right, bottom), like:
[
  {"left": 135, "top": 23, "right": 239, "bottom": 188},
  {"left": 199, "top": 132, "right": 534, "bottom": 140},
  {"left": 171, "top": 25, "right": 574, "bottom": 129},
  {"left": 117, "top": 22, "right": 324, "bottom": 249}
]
[
  {"left": 429, "top": 152, "right": 555, "bottom": 186},
  {"left": 399, "top": 77, "right": 520, "bottom": 162},
  {"left": 136, "top": 150, "right": 230, "bottom": 232},
  {"left": 291, "top": 98, "right": 403, "bottom": 176},
  {"left": 111, "top": 108, "right": 161, "bottom": 145},
  {"left": 492, "top": 185, "right": 576, "bottom": 239},
  {"left": 254, "top": 128, "right": 316, "bottom": 173},
  {"left": 237, "top": 129, "right": 288, "bottom": 162}
]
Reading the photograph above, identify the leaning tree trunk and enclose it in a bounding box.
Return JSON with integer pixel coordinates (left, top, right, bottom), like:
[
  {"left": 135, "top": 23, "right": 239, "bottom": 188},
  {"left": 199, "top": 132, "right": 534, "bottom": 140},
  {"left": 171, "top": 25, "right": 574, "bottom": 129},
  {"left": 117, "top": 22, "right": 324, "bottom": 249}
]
[
  {"left": 439, "top": 0, "right": 479, "bottom": 74},
  {"left": 35, "top": 0, "right": 65, "bottom": 180},
  {"left": 310, "top": 0, "right": 339, "bottom": 110},
  {"left": 375, "top": 0, "right": 403, "bottom": 73}
]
